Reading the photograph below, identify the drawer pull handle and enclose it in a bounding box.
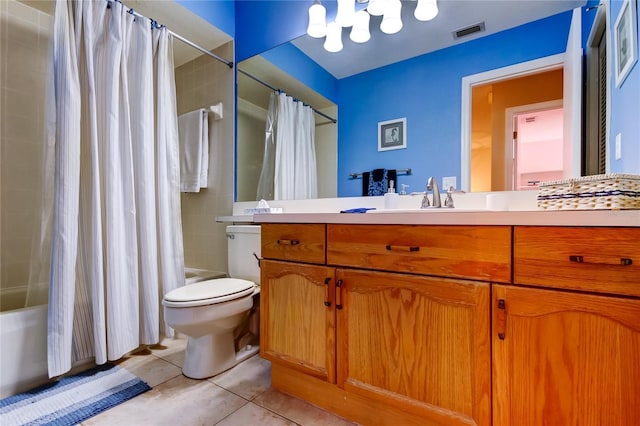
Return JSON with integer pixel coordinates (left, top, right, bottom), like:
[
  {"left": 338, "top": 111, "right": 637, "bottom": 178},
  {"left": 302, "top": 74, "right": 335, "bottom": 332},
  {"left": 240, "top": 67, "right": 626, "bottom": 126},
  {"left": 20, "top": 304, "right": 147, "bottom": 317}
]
[
  {"left": 569, "top": 255, "right": 633, "bottom": 266},
  {"left": 336, "top": 279, "right": 343, "bottom": 310},
  {"left": 324, "top": 277, "right": 331, "bottom": 307},
  {"left": 277, "top": 239, "right": 300, "bottom": 246},
  {"left": 386, "top": 244, "right": 420, "bottom": 252}
]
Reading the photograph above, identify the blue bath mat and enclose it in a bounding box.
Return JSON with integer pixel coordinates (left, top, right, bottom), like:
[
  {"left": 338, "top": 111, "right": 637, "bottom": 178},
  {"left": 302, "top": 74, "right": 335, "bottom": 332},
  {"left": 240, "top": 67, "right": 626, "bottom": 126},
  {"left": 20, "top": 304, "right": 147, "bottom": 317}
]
[{"left": 0, "top": 363, "right": 151, "bottom": 426}]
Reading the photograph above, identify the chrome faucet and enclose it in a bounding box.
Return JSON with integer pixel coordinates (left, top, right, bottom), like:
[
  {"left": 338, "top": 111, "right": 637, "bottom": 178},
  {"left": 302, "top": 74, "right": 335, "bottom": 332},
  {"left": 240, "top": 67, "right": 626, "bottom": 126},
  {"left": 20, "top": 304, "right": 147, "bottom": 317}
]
[
  {"left": 428, "top": 177, "right": 442, "bottom": 207},
  {"left": 421, "top": 177, "right": 442, "bottom": 208}
]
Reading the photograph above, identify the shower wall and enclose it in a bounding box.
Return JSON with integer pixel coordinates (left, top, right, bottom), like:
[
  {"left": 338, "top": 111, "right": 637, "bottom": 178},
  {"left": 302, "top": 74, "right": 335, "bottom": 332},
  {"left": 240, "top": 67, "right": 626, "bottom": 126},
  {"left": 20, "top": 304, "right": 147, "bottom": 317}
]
[
  {"left": 0, "top": 1, "right": 52, "bottom": 311},
  {"left": 175, "top": 41, "right": 235, "bottom": 274}
]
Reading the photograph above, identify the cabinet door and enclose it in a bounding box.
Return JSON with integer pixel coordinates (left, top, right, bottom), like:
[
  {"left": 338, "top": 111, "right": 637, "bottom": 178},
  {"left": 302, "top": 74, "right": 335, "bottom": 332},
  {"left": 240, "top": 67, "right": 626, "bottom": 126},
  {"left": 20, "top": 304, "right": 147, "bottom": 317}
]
[
  {"left": 336, "top": 269, "right": 491, "bottom": 426},
  {"left": 493, "top": 284, "right": 640, "bottom": 426},
  {"left": 260, "top": 260, "right": 336, "bottom": 383}
]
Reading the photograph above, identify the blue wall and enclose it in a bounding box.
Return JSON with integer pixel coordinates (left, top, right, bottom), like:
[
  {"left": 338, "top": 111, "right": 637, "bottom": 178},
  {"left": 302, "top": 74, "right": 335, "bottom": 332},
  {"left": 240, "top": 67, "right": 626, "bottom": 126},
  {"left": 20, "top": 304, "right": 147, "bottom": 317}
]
[
  {"left": 609, "top": 0, "right": 640, "bottom": 174},
  {"left": 261, "top": 43, "right": 339, "bottom": 103},
  {"left": 337, "top": 12, "right": 573, "bottom": 197}
]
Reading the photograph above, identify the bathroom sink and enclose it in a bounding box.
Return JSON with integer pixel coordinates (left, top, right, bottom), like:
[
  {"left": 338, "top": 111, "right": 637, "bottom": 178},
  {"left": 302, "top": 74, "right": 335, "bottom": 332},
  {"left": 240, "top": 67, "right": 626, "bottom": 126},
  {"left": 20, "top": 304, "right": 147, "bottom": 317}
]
[{"left": 367, "top": 208, "right": 488, "bottom": 214}]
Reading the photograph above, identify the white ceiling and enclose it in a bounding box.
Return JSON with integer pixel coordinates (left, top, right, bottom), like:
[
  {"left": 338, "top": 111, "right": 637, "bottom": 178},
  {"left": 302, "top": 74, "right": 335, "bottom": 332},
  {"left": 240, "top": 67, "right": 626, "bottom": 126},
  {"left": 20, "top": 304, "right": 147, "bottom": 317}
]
[{"left": 292, "top": 0, "right": 586, "bottom": 79}]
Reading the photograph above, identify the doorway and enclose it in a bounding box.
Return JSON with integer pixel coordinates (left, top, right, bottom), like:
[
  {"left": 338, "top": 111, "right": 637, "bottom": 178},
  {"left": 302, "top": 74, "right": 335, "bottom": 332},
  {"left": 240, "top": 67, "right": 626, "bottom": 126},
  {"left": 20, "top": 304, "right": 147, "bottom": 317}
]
[
  {"left": 507, "top": 101, "right": 565, "bottom": 191},
  {"left": 467, "top": 66, "right": 564, "bottom": 191}
]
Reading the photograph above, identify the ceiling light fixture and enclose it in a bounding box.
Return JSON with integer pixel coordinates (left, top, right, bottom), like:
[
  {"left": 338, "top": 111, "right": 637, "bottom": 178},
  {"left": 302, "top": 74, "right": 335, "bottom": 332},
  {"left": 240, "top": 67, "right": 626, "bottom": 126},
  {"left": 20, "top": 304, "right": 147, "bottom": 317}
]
[
  {"left": 324, "top": 21, "right": 344, "bottom": 52},
  {"left": 307, "top": 0, "right": 328, "bottom": 38},
  {"left": 306, "top": 0, "right": 439, "bottom": 53},
  {"left": 335, "top": 0, "right": 356, "bottom": 27},
  {"left": 414, "top": 0, "right": 438, "bottom": 21},
  {"left": 350, "top": 9, "right": 371, "bottom": 43},
  {"left": 380, "top": 0, "right": 403, "bottom": 34}
]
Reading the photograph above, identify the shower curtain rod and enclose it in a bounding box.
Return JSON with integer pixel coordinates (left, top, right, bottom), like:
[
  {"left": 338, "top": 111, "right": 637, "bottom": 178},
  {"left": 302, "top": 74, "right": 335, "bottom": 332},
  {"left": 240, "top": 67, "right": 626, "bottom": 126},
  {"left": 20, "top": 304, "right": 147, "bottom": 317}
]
[
  {"left": 112, "top": 0, "right": 234, "bottom": 69},
  {"left": 237, "top": 68, "right": 337, "bottom": 124}
]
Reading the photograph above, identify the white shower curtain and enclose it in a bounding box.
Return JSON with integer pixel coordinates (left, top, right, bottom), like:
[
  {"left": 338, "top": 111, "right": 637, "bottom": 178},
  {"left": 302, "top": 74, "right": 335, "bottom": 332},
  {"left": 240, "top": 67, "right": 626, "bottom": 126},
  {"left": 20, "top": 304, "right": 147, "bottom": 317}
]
[
  {"left": 256, "top": 92, "right": 278, "bottom": 201},
  {"left": 257, "top": 92, "right": 317, "bottom": 200},
  {"left": 42, "top": 0, "right": 184, "bottom": 377}
]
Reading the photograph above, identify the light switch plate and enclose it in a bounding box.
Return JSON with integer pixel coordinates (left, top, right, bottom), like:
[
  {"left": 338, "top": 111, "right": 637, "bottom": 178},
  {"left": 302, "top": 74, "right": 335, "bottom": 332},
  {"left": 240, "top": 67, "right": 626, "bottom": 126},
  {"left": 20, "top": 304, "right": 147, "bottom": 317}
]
[
  {"left": 615, "top": 133, "right": 622, "bottom": 160},
  {"left": 442, "top": 176, "right": 457, "bottom": 191}
]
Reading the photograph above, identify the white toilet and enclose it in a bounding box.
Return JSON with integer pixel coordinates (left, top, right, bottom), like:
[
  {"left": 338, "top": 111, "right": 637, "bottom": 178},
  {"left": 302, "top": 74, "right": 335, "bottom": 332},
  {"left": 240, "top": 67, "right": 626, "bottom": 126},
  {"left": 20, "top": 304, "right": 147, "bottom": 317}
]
[{"left": 162, "top": 225, "right": 261, "bottom": 379}]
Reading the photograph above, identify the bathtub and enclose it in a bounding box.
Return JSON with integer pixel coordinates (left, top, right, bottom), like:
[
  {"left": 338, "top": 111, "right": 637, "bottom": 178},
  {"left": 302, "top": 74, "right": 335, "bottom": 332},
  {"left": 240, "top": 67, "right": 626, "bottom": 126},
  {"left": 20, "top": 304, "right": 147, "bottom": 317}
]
[
  {"left": 0, "top": 301, "right": 49, "bottom": 398},
  {"left": 0, "top": 269, "right": 226, "bottom": 397}
]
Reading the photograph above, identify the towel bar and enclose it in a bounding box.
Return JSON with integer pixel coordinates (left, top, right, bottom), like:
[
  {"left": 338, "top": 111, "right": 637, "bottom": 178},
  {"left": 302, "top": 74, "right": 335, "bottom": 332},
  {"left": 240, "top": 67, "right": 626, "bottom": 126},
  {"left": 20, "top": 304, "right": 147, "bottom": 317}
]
[{"left": 349, "top": 168, "right": 412, "bottom": 179}]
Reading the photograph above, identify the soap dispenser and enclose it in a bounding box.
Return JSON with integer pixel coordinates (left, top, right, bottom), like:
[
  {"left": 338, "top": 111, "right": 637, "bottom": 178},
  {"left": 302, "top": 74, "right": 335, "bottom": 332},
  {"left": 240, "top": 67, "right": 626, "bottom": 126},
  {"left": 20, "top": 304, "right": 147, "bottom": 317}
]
[{"left": 384, "top": 180, "right": 399, "bottom": 209}]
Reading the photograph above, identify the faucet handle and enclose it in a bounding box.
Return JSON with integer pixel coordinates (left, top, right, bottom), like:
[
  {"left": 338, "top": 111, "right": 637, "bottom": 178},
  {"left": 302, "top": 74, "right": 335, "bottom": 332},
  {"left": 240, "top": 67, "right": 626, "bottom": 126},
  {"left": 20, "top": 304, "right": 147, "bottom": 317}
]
[
  {"left": 400, "top": 184, "right": 409, "bottom": 195},
  {"left": 421, "top": 193, "right": 431, "bottom": 208},
  {"left": 444, "top": 190, "right": 455, "bottom": 208},
  {"left": 444, "top": 186, "right": 466, "bottom": 208}
]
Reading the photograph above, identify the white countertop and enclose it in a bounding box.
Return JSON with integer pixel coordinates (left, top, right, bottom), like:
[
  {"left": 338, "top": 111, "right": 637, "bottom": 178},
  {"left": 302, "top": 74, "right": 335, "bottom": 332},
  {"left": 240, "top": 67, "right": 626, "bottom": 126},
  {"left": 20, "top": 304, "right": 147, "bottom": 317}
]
[{"left": 251, "top": 209, "right": 640, "bottom": 227}]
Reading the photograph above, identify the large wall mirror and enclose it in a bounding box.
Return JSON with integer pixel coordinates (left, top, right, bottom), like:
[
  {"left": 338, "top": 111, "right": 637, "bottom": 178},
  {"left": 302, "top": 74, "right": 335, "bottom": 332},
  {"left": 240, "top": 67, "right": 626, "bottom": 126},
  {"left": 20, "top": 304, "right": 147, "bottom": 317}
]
[{"left": 236, "top": 0, "right": 630, "bottom": 202}]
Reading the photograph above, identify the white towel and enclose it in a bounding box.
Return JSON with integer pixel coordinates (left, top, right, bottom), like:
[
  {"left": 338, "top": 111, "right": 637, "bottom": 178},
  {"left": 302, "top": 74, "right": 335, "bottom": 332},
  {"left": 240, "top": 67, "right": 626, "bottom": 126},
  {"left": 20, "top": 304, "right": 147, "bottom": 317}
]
[{"left": 178, "top": 109, "right": 209, "bottom": 192}]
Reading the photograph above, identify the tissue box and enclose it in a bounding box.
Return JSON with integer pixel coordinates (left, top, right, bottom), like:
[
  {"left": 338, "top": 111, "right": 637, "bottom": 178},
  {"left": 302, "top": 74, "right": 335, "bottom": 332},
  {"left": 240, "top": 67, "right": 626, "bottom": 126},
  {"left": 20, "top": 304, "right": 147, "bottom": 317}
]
[
  {"left": 536, "top": 173, "right": 640, "bottom": 210},
  {"left": 243, "top": 207, "right": 283, "bottom": 214}
]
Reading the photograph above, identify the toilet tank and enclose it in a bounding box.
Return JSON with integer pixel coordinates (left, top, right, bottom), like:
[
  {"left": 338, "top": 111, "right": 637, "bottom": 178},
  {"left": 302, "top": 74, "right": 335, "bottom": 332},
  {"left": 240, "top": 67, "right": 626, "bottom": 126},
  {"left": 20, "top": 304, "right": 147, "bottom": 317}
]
[{"left": 226, "top": 225, "right": 261, "bottom": 284}]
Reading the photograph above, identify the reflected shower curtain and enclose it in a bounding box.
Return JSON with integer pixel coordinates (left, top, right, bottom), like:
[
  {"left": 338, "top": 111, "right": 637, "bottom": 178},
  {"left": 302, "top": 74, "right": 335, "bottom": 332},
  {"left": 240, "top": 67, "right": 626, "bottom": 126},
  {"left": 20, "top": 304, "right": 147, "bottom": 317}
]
[
  {"left": 39, "top": 0, "right": 184, "bottom": 377},
  {"left": 256, "top": 92, "right": 278, "bottom": 200},
  {"left": 256, "top": 92, "right": 317, "bottom": 200}
]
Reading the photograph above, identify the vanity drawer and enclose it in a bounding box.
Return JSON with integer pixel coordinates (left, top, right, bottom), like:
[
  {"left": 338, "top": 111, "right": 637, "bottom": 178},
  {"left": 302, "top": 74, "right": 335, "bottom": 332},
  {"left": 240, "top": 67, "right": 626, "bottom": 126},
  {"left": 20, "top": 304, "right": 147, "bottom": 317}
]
[
  {"left": 327, "top": 224, "right": 511, "bottom": 282},
  {"left": 261, "top": 224, "right": 326, "bottom": 264},
  {"left": 514, "top": 226, "right": 640, "bottom": 297}
]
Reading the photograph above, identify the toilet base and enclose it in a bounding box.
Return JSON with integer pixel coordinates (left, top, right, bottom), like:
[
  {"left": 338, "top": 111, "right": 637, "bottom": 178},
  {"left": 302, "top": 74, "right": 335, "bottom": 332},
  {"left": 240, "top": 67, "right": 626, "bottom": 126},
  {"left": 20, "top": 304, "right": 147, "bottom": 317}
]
[{"left": 182, "top": 331, "right": 260, "bottom": 379}]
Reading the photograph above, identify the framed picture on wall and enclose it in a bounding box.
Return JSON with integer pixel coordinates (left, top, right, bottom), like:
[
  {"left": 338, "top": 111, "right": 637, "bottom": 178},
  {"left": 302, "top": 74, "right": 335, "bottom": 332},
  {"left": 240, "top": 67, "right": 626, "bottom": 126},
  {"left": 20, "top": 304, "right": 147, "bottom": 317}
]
[
  {"left": 614, "top": 0, "right": 638, "bottom": 87},
  {"left": 378, "top": 118, "right": 407, "bottom": 151}
]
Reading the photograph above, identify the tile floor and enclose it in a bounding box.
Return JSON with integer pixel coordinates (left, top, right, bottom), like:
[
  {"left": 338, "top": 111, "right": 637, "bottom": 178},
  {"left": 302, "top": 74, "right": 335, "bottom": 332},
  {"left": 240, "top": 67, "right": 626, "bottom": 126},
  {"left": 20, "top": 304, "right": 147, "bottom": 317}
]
[{"left": 83, "top": 337, "right": 357, "bottom": 426}]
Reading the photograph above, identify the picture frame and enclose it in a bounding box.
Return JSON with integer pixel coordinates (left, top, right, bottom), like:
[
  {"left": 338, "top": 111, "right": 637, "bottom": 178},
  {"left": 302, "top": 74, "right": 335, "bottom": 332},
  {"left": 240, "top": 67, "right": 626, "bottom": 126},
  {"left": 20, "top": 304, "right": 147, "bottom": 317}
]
[
  {"left": 378, "top": 117, "right": 407, "bottom": 151},
  {"left": 614, "top": 0, "right": 638, "bottom": 88}
]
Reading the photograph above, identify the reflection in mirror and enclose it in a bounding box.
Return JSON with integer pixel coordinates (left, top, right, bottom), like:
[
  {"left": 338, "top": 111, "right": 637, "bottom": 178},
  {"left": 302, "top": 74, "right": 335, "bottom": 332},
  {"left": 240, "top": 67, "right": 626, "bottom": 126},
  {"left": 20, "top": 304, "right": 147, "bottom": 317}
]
[
  {"left": 470, "top": 69, "right": 564, "bottom": 192},
  {"left": 236, "top": 55, "right": 337, "bottom": 202},
  {"left": 235, "top": 0, "right": 638, "bottom": 200}
]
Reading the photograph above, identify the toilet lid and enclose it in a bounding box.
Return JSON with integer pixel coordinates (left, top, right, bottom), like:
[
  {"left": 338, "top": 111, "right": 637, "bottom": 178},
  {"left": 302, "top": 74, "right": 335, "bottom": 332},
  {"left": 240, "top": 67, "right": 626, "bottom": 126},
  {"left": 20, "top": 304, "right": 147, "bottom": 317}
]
[{"left": 163, "top": 278, "right": 255, "bottom": 307}]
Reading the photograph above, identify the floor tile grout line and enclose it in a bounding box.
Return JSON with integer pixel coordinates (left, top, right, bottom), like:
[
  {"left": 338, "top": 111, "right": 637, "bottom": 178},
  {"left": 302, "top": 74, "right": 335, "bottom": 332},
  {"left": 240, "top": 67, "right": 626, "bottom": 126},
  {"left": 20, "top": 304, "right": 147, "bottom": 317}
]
[{"left": 211, "top": 399, "right": 252, "bottom": 425}]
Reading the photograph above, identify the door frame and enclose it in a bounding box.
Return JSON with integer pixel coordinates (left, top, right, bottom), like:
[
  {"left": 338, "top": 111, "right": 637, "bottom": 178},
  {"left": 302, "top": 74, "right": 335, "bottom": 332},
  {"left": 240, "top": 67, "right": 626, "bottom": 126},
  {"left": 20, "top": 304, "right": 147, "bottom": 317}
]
[
  {"left": 505, "top": 100, "right": 563, "bottom": 190},
  {"left": 460, "top": 54, "right": 564, "bottom": 192}
]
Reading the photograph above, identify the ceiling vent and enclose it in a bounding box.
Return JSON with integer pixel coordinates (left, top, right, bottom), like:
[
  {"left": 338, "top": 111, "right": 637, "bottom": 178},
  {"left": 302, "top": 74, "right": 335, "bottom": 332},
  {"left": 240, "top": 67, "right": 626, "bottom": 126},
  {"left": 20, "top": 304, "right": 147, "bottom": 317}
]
[{"left": 453, "top": 22, "right": 486, "bottom": 40}]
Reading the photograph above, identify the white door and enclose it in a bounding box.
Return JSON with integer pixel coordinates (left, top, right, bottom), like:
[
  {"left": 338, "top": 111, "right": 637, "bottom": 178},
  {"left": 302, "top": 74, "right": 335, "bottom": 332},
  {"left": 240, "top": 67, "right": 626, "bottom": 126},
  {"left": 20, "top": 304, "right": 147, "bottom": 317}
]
[{"left": 508, "top": 103, "right": 565, "bottom": 190}]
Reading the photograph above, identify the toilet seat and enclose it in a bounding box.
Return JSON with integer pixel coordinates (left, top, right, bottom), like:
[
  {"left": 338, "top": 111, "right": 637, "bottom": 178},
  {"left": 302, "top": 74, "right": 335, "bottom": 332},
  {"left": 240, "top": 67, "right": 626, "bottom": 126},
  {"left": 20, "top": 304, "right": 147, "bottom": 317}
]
[{"left": 163, "top": 278, "right": 256, "bottom": 308}]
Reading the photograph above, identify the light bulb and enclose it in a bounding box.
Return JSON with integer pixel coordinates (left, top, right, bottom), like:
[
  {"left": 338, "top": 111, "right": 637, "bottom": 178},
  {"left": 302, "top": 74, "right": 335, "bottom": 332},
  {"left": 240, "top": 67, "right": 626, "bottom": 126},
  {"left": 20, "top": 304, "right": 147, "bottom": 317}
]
[
  {"left": 414, "top": 0, "right": 438, "bottom": 21},
  {"left": 380, "top": 0, "right": 402, "bottom": 34},
  {"left": 324, "top": 22, "right": 343, "bottom": 52},
  {"left": 367, "top": 0, "right": 386, "bottom": 16},
  {"left": 350, "top": 10, "right": 370, "bottom": 43},
  {"left": 306, "top": 1, "right": 327, "bottom": 38},
  {"left": 335, "top": 0, "right": 355, "bottom": 27}
]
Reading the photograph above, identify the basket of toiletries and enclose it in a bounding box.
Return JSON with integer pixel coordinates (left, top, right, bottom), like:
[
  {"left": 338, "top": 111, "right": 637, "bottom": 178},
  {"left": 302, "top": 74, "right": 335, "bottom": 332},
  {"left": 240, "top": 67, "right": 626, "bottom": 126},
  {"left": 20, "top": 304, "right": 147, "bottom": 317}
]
[{"left": 536, "top": 173, "right": 640, "bottom": 210}]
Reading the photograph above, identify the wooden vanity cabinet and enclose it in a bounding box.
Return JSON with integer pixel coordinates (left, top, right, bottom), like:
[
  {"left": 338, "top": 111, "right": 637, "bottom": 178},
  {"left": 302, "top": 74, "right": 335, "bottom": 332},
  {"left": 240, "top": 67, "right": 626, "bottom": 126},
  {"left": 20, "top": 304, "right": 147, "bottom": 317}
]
[
  {"left": 492, "top": 226, "right": 640, "bottom": 425},
  {"left": 261, "top": 223, "right": 508, "bottom": 426}
]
